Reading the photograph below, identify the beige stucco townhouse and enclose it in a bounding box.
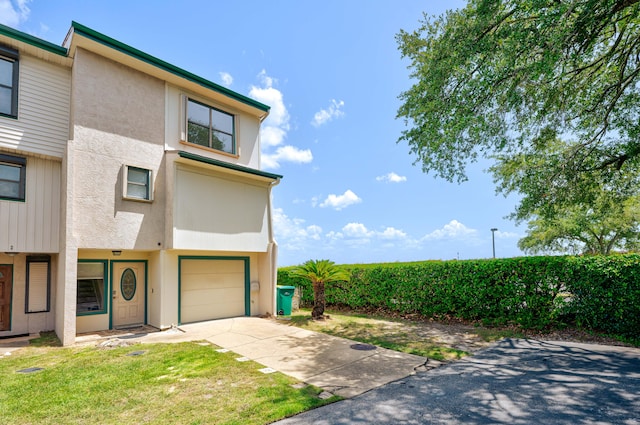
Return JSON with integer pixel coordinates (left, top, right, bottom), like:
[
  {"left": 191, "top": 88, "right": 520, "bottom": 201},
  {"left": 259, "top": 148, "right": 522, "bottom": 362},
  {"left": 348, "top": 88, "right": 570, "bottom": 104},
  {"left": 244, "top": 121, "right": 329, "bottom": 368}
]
[{"left": 0, "top": 22, "right": 282, "bottom": 346}]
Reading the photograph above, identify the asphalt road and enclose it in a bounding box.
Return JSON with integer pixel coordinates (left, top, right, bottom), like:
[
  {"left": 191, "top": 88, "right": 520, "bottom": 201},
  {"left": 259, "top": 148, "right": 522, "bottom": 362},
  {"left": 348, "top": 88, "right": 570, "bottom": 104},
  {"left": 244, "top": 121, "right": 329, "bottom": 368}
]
[{"left": 275, "top": 338, "right": 640, "bottom": 424}]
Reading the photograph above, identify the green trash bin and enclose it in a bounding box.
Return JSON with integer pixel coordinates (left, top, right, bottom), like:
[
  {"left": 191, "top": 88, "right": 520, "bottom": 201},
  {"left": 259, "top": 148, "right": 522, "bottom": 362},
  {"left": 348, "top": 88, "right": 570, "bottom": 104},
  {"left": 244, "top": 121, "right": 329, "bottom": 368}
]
[{"left": 277, "top": 286, "right": 295, "bottom": 315}]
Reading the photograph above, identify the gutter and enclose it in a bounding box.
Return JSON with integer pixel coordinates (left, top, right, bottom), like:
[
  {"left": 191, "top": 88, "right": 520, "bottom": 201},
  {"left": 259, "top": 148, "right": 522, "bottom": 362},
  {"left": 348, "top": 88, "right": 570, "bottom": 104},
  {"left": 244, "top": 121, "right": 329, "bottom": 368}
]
[{"left": 0, "top": 22, "right": 68, "bottom": 56}]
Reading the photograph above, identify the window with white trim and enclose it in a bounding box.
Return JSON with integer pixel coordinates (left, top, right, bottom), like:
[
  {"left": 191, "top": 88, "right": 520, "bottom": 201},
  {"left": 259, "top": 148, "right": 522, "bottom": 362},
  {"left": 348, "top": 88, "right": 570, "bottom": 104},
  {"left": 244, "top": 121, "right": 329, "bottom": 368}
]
[
  {"left": 26, "top": 256, "right": 50, "bottom": 313},
  {"left": 123, "top": 165, "right": 152, "bottom": 201},
  {"left": 186, "top": 98, "right": 236, "bottom": 154},
  {"left": 77, "top": 261, "right": 107, "bottom": 315},
  {"left": 0, "top": 154, "right": 26, "bottom": 201},
  {"left": 0, "top": 45, "right": 18, "bottom": 118}
]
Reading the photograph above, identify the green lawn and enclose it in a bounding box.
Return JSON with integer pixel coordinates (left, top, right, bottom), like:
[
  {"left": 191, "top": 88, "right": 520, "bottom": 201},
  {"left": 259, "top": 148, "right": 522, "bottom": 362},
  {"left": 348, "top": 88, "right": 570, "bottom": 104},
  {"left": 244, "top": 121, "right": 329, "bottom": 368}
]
[
  {"left": 0, "top": 337, "right": 337, "bottom": 425},
  {"left": 287, "top": 309, "right": 522, "bottom": 361}
]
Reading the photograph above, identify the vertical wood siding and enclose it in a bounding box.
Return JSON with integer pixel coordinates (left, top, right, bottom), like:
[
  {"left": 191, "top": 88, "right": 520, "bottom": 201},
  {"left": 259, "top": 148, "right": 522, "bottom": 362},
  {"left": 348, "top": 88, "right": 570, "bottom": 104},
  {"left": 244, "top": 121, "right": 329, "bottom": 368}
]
[
  {"left": 0, "top": 156, "right": 60, "bottom": 252},
  {"left": 0, "top": 54, "right": 70, "bottom": 158}
]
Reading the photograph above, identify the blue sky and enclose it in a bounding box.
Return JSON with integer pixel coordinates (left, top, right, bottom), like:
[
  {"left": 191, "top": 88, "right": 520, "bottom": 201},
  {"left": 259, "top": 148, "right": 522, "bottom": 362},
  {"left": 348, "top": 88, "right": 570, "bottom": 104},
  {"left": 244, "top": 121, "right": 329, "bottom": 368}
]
[{"left": 2, "top": 0, "right": 526, "bottom": 266}]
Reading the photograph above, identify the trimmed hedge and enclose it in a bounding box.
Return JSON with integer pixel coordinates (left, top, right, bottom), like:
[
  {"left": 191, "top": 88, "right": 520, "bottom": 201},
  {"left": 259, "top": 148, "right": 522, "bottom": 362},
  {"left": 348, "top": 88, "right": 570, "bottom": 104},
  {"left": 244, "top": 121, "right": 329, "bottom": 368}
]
[{"left": 278, "top": 254, "right": 640, "bottom": 338}]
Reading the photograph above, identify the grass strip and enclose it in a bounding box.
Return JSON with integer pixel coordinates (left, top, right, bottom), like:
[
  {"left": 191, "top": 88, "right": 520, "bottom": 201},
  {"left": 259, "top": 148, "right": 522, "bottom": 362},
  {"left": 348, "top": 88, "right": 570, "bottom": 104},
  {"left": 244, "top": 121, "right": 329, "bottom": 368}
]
[{"left": 0, "top": 340, "right": 337, "bottom": 425}]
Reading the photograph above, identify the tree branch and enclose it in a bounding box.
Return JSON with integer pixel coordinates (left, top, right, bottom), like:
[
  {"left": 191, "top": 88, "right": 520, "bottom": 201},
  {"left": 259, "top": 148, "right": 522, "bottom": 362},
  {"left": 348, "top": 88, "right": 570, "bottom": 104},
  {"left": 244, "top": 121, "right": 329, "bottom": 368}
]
[{"left": 476, "top": 7, "right": 517, "bottom": 41}]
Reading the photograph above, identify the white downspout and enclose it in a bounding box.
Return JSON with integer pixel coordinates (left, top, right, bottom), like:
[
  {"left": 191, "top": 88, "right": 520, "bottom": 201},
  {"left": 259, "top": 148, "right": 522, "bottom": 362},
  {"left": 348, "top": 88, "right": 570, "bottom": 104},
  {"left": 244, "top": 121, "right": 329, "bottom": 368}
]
[{"left": 267, "top": 178, "right": 281, "bottom": 316}]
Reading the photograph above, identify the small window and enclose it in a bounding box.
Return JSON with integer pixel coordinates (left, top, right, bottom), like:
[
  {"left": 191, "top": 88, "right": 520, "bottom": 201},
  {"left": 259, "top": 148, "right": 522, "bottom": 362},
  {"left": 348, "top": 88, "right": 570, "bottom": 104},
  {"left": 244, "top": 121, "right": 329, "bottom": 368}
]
[
  {"left": 187, "top": 98, "right": 236, "bottom": 154},
  {"left": 123, "top": 165, "right": 152, "bottom": 201},
  {"left": 0, "top": 154, "right": 26, "bottom": 201},
  {"left": 0, "top": 45, "right": 19, "bottom": 118},
  {"left": 77, "top": 261, "right": 107, "bottom": 315},
  {"left": 26, "top": 256, "right": 50, "bottom": 313}
]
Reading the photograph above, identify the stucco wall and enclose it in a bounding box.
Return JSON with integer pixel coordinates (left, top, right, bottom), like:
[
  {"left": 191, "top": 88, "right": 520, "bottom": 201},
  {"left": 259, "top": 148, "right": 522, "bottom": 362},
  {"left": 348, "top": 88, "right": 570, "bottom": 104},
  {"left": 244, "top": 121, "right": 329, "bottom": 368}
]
[{"left": 69, "top": 48, "right": 166, "bottom": 250}]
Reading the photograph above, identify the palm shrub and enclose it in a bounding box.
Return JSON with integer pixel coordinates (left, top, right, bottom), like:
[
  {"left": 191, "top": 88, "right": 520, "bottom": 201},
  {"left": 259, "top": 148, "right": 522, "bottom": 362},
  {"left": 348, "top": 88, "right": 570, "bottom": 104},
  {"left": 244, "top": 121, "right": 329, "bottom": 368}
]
[{"left": 289, "top": 259, "right": 350, "bottom": 319}]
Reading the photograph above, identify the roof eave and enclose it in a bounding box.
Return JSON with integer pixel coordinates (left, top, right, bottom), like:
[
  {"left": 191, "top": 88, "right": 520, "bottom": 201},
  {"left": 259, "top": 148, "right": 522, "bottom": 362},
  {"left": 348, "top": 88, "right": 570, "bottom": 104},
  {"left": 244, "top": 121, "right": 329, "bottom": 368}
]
[
  {"left": 66, "top": 22, "right": 270, "bottom": 118},
  {"left": 177, "top": 151, "right": 283, "bottom": 182},
  {"left": 0, "top": 23, "right": 71, "bottom": 67},
  {"left": 0, "top": 23, "right": 68, "bottom": 56}
]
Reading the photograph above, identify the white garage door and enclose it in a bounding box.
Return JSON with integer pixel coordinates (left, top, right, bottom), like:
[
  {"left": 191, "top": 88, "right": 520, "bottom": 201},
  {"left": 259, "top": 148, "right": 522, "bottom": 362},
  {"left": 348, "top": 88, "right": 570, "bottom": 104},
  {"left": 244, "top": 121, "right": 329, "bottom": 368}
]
[{"left": 180, "top": 259, "right": 246, "bottom": 324}]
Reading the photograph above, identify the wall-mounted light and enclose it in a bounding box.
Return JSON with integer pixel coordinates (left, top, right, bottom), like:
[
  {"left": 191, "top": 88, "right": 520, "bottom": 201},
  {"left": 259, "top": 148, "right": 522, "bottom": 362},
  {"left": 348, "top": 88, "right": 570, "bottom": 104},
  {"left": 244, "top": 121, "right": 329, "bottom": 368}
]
[
  {"left": 112, "top": 250, "right": 122, "bottom": 256},
  {"left": 5, "top": 252, "right": 17, "bottom": 257}
]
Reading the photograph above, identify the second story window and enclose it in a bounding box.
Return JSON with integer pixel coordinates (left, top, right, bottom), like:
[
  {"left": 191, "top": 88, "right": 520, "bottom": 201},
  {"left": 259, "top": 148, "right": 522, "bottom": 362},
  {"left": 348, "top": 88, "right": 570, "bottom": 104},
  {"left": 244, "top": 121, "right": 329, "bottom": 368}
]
[
  {"left": 0, "top": 45, "right": 18, "bottom": 118},
  {"left": 187, "top": 98, "right": 235, "bottom": 155},
  {"left": 123, "top": 165, "right": 153, "bottom": 201},
  {"left": 0, "top": 154, "right": 26, "bottom": 201}
]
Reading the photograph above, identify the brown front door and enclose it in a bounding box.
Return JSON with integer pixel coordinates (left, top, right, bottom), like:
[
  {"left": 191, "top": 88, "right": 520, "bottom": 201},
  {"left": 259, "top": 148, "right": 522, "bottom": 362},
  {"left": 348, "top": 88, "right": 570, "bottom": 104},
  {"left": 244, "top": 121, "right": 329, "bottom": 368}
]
[{"left": 0, "top": 265, "right": 12, "bottom": 331}]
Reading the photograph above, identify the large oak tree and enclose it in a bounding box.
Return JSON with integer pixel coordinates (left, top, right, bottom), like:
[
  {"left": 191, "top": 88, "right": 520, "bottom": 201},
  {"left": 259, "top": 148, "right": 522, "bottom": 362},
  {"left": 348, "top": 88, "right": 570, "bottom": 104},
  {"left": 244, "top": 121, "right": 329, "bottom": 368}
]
[{"left": 397, "top": 0, "right": 640, "bottom": 219}]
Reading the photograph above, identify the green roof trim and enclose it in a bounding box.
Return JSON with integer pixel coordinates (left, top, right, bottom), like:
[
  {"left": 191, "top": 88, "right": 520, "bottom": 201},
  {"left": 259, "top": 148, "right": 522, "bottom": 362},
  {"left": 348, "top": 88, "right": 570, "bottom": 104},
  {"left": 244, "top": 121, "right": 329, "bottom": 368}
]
[
  {"left": 0, "top": 23, "right": 68, "bottom": 56},
  {"left": 178, "top": 151, "right": 283, "bottom": 180},
  {"left": 71, "top": 22, "right": 270, "bottom": 113}
]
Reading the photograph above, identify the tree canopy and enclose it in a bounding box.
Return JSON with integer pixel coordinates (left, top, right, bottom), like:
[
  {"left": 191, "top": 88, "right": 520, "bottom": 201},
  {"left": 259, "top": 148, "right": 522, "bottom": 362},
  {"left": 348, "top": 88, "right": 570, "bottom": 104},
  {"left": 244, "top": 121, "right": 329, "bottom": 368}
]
[
  {"left": 490, "top": 137, "right": 640, "bottom": 220},
  {"left": 396, "top": 0, "right": 640, "bottom": 197},
  {"left": 518, "top": 193, "right": 640, "bottom": 255},
  {"left": 490, "top": 135, "right": 640, "bottom": 253}
]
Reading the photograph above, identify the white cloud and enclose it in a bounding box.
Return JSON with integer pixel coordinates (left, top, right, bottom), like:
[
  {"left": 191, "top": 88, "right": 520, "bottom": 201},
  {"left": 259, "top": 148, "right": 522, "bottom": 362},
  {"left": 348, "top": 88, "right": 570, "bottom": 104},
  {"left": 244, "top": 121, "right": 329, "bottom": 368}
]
[
  {"left": 342, "top": 222, "right": 374, "bottom": 238},
  {"left": 262, "top": 145, "right": 312, "bottom": 169},
  {"left": 324, "top": 223, "right": 410, "bottom": 252},
  {"left": 326, "top": 230, "right": 343, "bottom": 240},
  {"left": 0, "top": 0, "right": 30, "bottom": 27},
  {"left": 311, "top": 99, "right": 345, "bottom": 127},
  {"left": 250, "top": 71, "right": 288, "bottom": 127},
  {"left": 319, "top": 190, "right": 362, "bottom": 211},
  {"left": 257, "top": 69, "right": 275, "bottom": 88},
  {"left": 259, "top": 126, "right": 288, "bottom": 148},
  {"left": 272, "top": 206, "right": 427, "bottom": 264},
  {"left": 272, "top": 208, "right": 322, "bottom": 250},
  {"left": 376, "top": 172, "right": 407, "bottom": 183},
  {"left": 249, "top": 70, "right": 314, "bottom": 170},
  {"left": 219, "top": 72, "right": 233, "bottom": 86},
  {"left": 249, "top": 70, "right": 290, "bottom": 148},
  {"left": 379, "top": 227, "right": 407, "bottom": 239},
  {"left": 423, "top": 220, "right": 477, "bottom": 240},
  {"left": 496, "top": 230, "right": 519, "bottom": 238}
]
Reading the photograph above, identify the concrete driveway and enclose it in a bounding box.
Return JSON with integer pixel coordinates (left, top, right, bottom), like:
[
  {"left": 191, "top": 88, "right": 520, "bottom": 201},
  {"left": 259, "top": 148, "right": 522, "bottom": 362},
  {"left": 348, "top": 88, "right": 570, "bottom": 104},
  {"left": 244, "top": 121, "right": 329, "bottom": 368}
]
[
  {"left": 274, "top": 338, "right": 640, "bottom": 424},
  {"left": 77, "top": 317, "right": 427, "bottom": 398}
]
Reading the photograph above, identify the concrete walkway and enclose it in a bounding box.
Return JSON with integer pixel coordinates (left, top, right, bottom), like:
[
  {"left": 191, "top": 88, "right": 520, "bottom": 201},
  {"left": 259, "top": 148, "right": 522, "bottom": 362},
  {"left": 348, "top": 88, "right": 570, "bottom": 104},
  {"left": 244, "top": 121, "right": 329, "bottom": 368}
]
[
  {"left": 0, "top": 334, "right": 36, "bottom": 357},
  {"left": 77, "top": 317, "right": 428, "bottom": 398}
]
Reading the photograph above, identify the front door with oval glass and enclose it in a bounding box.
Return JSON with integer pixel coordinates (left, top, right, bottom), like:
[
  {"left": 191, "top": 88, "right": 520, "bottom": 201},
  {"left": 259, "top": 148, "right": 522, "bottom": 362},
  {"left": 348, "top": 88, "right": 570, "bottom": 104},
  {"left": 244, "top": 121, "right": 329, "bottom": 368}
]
[{"left": 112, "top": 263, "right": 145, "bottom": 329}]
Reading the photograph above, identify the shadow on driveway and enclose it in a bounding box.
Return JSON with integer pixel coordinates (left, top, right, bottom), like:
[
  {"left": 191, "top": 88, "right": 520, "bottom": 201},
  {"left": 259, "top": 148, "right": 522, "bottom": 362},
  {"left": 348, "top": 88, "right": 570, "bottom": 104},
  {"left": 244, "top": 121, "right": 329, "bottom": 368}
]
[{"left": 274, "top": 338, "right": 640, "bottom": 424}]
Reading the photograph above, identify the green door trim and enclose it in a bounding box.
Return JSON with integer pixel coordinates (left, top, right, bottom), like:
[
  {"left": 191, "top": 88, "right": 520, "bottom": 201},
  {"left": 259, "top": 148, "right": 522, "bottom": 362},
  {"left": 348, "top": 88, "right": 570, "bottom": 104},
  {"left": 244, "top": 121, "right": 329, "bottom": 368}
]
[{"left": 108, "top": 260, "right": 148, "bottom": 330}]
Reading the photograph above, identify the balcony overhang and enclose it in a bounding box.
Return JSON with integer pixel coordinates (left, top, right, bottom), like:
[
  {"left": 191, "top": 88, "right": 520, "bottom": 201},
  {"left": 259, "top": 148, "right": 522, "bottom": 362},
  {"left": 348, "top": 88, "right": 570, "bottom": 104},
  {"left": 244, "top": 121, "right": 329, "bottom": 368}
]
[{"left": 176, "top": 151, "right": 283, "bottom": 184}]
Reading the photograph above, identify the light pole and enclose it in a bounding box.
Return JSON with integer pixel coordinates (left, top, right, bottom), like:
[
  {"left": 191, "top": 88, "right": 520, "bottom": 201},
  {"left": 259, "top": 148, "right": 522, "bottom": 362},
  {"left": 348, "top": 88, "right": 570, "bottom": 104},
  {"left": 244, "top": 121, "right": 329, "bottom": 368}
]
[{"left": 490, "top": 228, "right": 498, "bottom": 258}]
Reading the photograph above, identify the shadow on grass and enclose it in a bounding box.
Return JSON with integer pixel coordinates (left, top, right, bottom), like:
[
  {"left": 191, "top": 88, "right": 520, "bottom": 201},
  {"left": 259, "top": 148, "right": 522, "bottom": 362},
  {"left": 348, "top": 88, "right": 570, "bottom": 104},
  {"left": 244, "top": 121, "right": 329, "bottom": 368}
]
[
  {"left": 288, "top": 310, "right": 469, "bottom": 361},
  {"left": 29, "top": 332, "right": 62, "bottom": 347}
]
